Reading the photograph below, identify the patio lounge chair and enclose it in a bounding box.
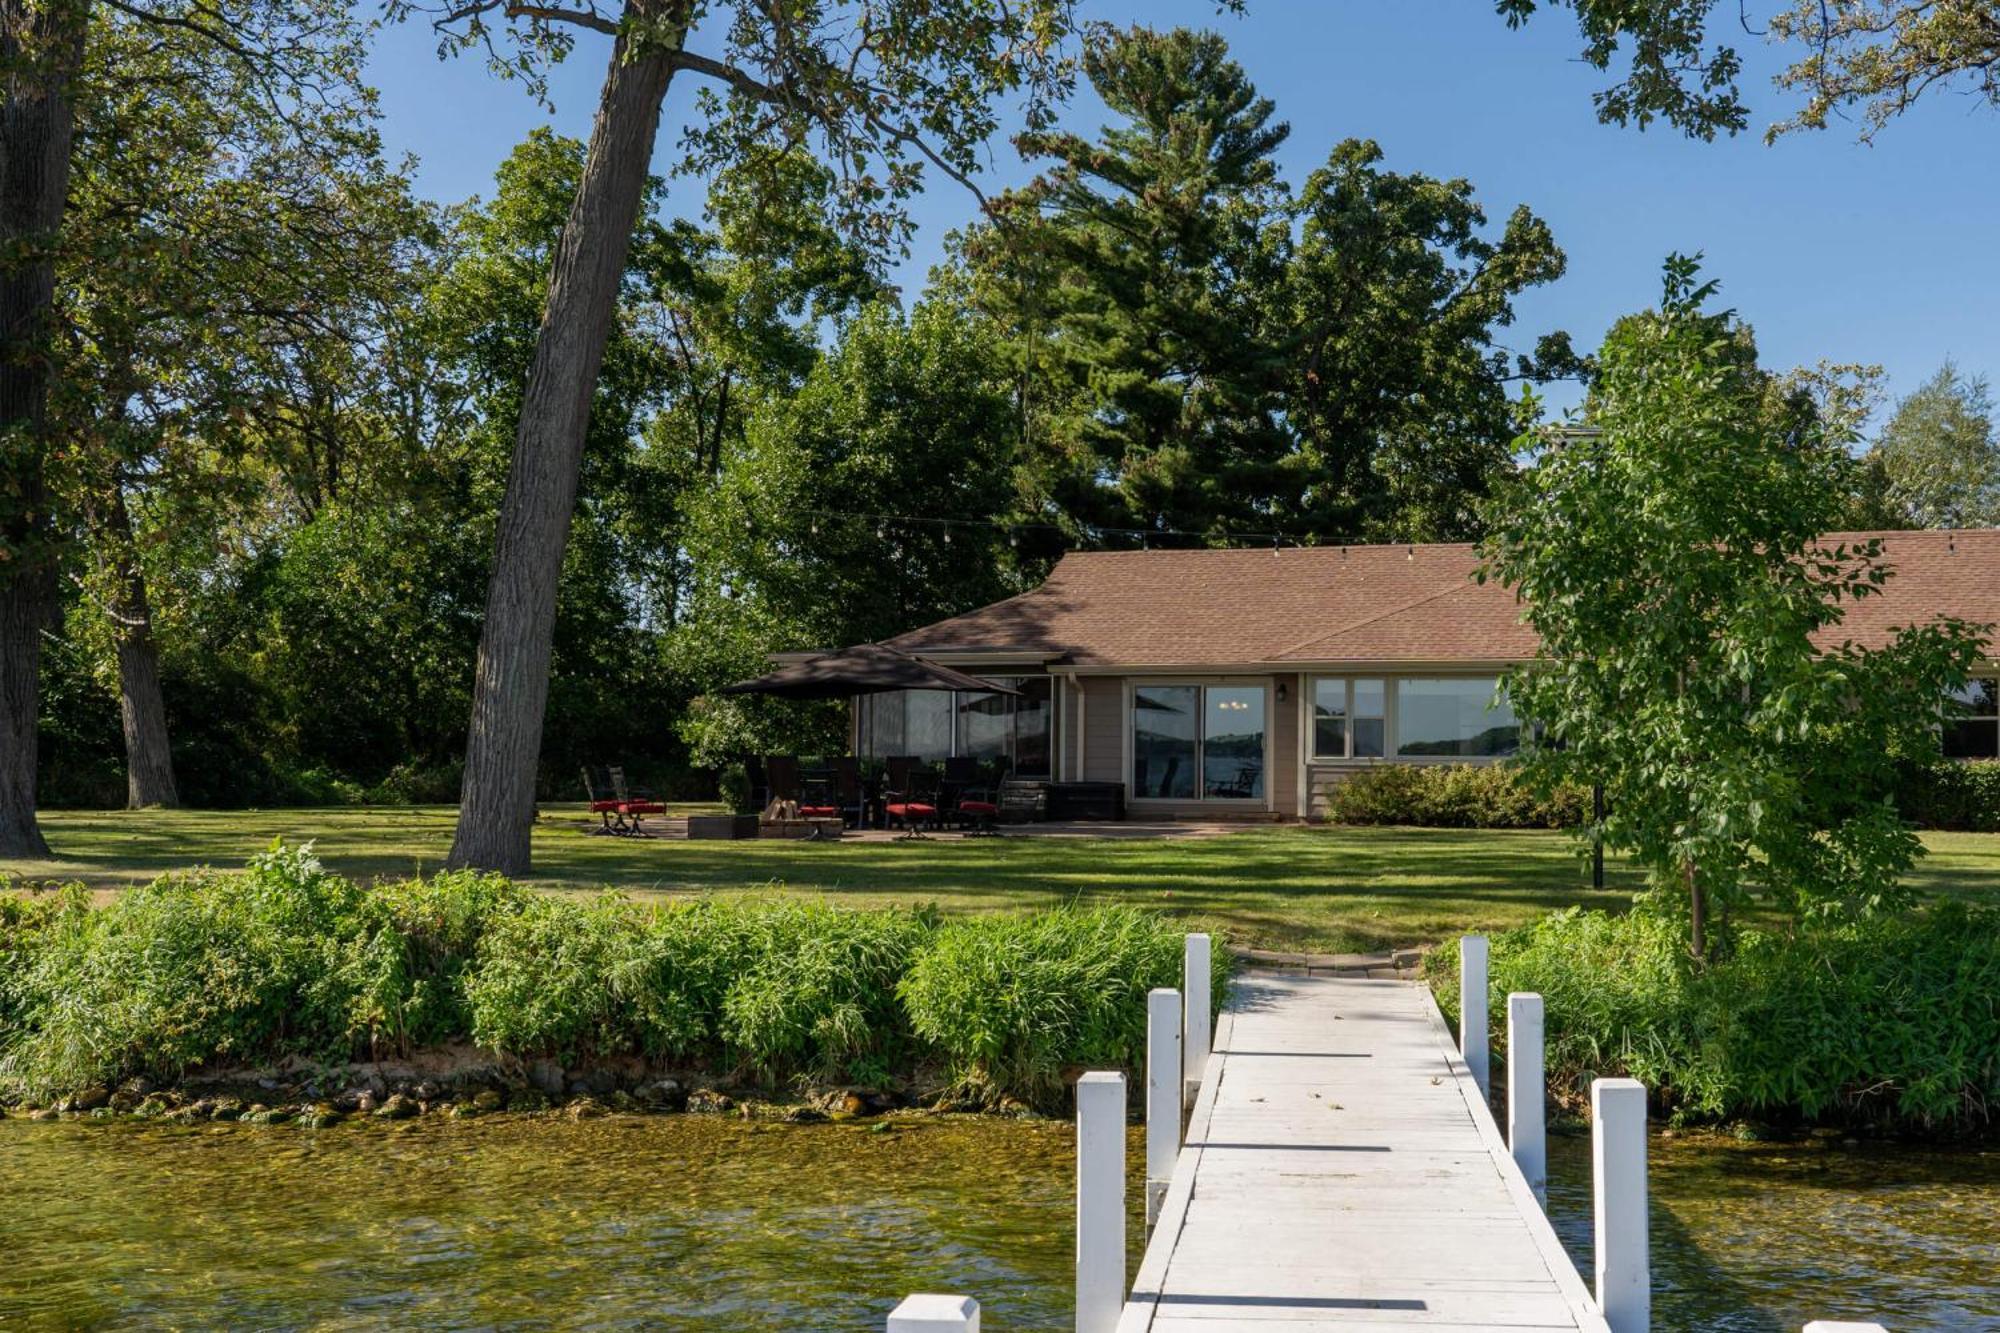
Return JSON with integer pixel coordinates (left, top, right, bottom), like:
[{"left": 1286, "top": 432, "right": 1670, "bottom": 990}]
[
  {"left": 882, "top": 756, "right": 939, "bottom": 839},
  {"left": 764, "top": 754, "right": 803, "bottom": 805}
]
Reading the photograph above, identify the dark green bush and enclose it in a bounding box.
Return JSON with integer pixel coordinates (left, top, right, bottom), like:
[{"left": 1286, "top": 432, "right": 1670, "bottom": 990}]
[
  {"left": 717, "top": 761, "right": 755, "bottom": 814},
  {"left": 1431, "top": 904, "right": 2000, "bottom": 1131},
  {"left": 899, "top": 906, "right": 1229, "bottom": 1107},
  {"left": 1323, "top": 762, "right": 1588, "bottom": 829},
  {"left": 1893, "top": 760, "right": 2000, "bottom": 832},
  {"left": 1, "top": 850, "right": 1223, "bottom": 1108}
]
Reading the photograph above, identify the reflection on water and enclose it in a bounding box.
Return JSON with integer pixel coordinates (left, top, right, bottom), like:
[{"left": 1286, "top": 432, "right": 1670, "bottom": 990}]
[
  {"left": 1546, "top": 1132, "right": 2000, "bottom": 1332},
  {"left": 0, "top": 1115, "right": 1142, "bottom": 1331},
  {"left": 6, "top": 1115, "right": 1997, "bottom": 1331}
]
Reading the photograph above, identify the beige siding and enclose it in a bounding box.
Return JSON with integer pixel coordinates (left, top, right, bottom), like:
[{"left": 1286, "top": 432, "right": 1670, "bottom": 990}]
[
  {"left": 1082, "top": 676, "right": 1124, "bottom": 784},
  {"left": 1270, "top": 673, "right": 1300, "bottom": 817}
]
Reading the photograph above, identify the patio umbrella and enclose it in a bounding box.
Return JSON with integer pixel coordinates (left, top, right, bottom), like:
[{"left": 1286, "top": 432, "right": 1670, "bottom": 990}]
[{"left": 718, "top": 643, "right": 1022, "bottom": 701}]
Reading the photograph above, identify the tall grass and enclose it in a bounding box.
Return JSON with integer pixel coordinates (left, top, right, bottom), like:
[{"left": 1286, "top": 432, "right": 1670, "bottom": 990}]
[
  {"left": 1431, "top": 904, "right": 2000, "bottom": 1132},
  {"left": 0, "top": 845, "right": 1218, "bottom": 1110}
]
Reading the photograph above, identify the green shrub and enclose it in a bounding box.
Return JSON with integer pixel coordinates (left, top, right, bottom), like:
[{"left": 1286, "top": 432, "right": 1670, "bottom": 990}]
[
  {"left": 1323, "top": 763, "right": 1588, "bottom": 829},
  {"left": 1893, "top": 759, "right": 2000, "bottom": 832},
  {"left": 462, "top": 892, "right": 659, "bottom": 1061},
  {"left": 900, "top": 906, "right": 1226, "bottom": 1109},
  {"left": 1431, "top": 904, "right": 2000, "bottom": 1131},
  {"left": 337, "top": 869, "right": 522, "bottom": 1055},
  {"left": 717, "top": 762, "right": 755, "bottom": 814}
]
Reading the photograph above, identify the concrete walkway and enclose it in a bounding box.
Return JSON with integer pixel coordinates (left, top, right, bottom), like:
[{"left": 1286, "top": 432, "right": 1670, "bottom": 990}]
[{"left": 1120, "top": 973, "right": 1607, "bottom": 1331}]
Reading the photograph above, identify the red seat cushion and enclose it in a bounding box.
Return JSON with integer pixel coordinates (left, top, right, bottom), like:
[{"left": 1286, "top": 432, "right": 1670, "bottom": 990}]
[
  {"left": 886, "top": 802, "right": 936, "bottom": 818},
  {"left": 590, "top": 800, "right": 622, "bottom": 813},
  {"left": 798, "top": 805, "right": 840, "bottom": 818},
  {"left": 958, "top": 800, "right": 999, "bottom": 814},
  {"left": 619, "top": 801, "right": 667, "bottom": 814}
]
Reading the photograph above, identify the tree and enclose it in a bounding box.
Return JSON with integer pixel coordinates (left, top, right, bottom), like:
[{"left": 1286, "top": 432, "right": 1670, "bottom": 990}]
[
  {"left": 1481, "top": 258, "right": 1989, "bottom": 959},
  {"left": 978, "top": 24, "right": 1294, "bottom": 540},
  {"left": 1498, "top": 0, "right": 2000, "bottom": 142},
  {"left": 0, "top": 0, "right": 365, "bottom": 853},
  {"left": 670, "top": 294, "right": 1024, "bottom": 765},
  {"left": 1863, "top": 361, "right": 2000, "bottom": 529},
  {"left": 389, "top": 0, "right": 1094, "bottom": 874},
  {"left": 48, "top": 4, "right": 409, "bottom": 809}
]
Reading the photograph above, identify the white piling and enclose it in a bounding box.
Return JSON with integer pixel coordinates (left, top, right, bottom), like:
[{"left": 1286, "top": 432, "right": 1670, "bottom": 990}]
[
  {"left": 1145, "top": 987, "right": 1182, "bottom": 1224},
  {"left": 1075, "top": 1071, "right": 1126, "bottom": 1333},
  {"left": 1592, "top": 1077, "right": 1650, "bottom": 1333},
  {"left": 1459, "top": 935, "right": 1490, "bottom": 1098},
  {"left": 887, "top": 1293, "right": 981, "bottom": 1332},
  {"left": 1508, "top": 991, "right": 1547, "bottom": 1205},
  {"left": 1182, "top": 933, "right": 1212, "bottom": 1106},
  {"left": 1802, "top": 1324, "right": 1889, "bottom": 1332}
]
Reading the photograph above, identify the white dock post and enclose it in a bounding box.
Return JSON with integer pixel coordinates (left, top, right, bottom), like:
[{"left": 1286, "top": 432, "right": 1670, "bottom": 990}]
[
  {"left": 1460, "top": 935, "right": 1490, "bottom": 1098},
  {"left": 1145, "top": 987, "right": 1182, "bottom": 1225},
  {"left": 1075, "top": 1071, "right": 1126, "bottom": 1333},
  {"left": 1508, "top": 991, "right": 1546, "bottom": 1205},
  {"left": 1592, "top": 1077, "right": 1650, "bottom": 1333},
  {"left": 1182, "top": 933, "right": 1212, "bottom": 1106},
  {"left": 887, "top": 1294, "right": 980, "bottom": 1332}
]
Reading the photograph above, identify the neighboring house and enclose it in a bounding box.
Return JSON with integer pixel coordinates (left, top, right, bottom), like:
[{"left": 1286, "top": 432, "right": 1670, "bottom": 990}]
[{"left": 781, "top": 530, "right": 2000, "bottom": 821}]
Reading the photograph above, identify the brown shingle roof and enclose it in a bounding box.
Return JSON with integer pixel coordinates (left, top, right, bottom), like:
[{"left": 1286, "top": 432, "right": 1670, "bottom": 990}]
[{"left": 882, "top": 530, "right": 2000, "bottom": 668}]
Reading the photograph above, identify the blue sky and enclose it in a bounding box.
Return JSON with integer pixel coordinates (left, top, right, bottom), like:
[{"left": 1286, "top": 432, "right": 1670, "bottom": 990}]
[{"left": 365, "top": 0, "right": 1997, "bottom": 425}]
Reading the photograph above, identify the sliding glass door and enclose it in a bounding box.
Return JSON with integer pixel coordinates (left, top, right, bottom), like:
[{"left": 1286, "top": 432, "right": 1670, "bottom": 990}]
[{"left": 1132, "top": 682, "right": 1267, "bottom": 802}]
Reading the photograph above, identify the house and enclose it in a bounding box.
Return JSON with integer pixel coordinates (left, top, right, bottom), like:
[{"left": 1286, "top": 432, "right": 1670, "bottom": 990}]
[{"left": 804, "top": 530, "right": 2000, "bottom": 821}]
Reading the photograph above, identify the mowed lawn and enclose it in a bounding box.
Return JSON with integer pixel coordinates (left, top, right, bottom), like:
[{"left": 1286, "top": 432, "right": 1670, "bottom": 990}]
[{"left": 9, "top": 804, "right": 2000, "bottom": 953}]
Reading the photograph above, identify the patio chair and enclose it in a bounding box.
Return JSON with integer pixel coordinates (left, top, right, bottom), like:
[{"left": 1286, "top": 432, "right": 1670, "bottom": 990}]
[
  {"left": 882, "top": 755, "right": 940, "bottom": 839},
  {"left": 582, "top": 766, "right": 667, "bottom": 836},
  {"left": 800, "top": 756, "right": 868, "bottom": 828},
  {"left": 743, "top": 754, "right": 769, "bottom": 810},
  {"left": 941, "top": 755, "right": 1002, "bottom": 835}
]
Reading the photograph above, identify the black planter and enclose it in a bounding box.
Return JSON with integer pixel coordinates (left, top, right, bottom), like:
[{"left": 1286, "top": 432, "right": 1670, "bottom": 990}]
[{"left": 688, "top": 814, "right": 759, "bottom": 840}]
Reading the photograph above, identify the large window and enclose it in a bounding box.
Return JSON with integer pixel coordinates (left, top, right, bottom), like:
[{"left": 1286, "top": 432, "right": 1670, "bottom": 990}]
[
  {"left": 1133, "top": 683, "right": 1266, "bottom": 801},
  {"left": 855, "top": 676, "right": 1054, "bottom": 775},
  {"left": 1944, "top": 677, "right": 2000, "bottom": 759},
  {"left": 1312, "top": 678, "right": 1384, "bottom": 759},
  {"left": 1396, "top": 678, "right": 1518, "bottom": 757}
]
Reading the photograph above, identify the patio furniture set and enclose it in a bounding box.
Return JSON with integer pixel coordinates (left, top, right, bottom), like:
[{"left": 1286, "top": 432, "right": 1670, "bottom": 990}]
[{"left": 749, "top": 754, "right": 1007, "bottom": 838}]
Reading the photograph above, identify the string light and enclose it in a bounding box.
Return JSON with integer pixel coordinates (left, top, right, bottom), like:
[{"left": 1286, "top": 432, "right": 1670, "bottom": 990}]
[{"left": 775, "top": 503, "right": 1370, "bottom": 553}]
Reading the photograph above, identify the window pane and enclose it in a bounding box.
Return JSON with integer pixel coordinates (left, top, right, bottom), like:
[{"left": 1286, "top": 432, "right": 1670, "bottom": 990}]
[
  {"left": 1396, "top": 678, "right": 1519, "bottom": 757},
  {"left": 1943, "top": 718, "right": 2000, "bottom": 759},
  {"left": 1312, "top": 679, "right": 1347, "bottom": 758},
  {"left": 867, "top": 692, "right": 905, "bottom": 759},
  {"left": 1204, "top": 687, "right": 1265, "bottom": 799},
  {"left": 1014, "top": 676, "right": 1053, "bottom": 777},
  {"left": 1133, "top": 686, "right": 1197, "bottom": 798},
  {"left": 957, "top": 683, "right": 1012, "bottom": 761},
  {"left": 906, "top": 691, "right": 954, "bottom": 762},
  {"left": 1354, "top": 679, "right": 1385, "bottom": 719},
  {"left": 1947, "top": 677, "right": 1999, "bottom": 717},
  {"left": 1353, "top": 717, "right": 1385, "bottom": 758}
]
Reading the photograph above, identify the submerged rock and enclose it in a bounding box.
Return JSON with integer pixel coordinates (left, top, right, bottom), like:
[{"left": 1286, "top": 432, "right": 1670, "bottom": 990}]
[
  {"left": 208, "top": 1099, "right": 244, "bottom": 1122},
  {"left": 373, "top": 1094, "right": 419, "bottom": 1121},
  {"left": 638, "top": 1079, "right": 686, "bottom": 1112},
  {"left": 299, "top": 1104, "right": 343, "bottom": 1130},
  {"left": 686, "top": 1088, "right": 734, "bottom": 1115},
  {"left": 471, "top": 1089, "right": 505, "bottom": 1113},
  {"left": 566, "top": 1097, "right": 608, "bottom": 1121},
  {"left": 63, "top": 1086, "right": 110, "bottom": 1113}
]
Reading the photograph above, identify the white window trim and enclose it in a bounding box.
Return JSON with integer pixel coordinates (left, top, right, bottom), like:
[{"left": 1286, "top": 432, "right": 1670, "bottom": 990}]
[
  {"left": 1942, "top": 673, "right": 2000, "bottom": 760},
  {"left": 1122, "top": 676, "right": 1274, "bottom": 809}
]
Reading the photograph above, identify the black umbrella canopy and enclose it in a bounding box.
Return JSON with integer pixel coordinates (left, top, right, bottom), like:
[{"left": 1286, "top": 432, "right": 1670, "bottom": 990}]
[{"left": 719, "top": 644, "right": 1023, "bottom": 702}]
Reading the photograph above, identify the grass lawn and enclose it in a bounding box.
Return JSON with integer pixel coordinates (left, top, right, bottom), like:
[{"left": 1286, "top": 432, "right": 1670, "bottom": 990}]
[{"left": 9, "top": 804, "right": 2000, "bottom": 953}]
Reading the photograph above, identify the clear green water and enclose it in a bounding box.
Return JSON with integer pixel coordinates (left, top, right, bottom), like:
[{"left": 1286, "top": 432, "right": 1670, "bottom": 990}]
[
  {"left": 3, "top": 1116, "right": 1996, "bottom": 1330},
  {"left": 0, "top": 1115, "right": 1143, "bottom": 1331},
  {"left": 1546, "top": 1132, "right": 2000, "bottom": 1332}
]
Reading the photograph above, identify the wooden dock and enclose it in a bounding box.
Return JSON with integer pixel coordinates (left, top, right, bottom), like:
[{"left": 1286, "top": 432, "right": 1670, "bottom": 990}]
[{"left": 1118, "top": 973, "right": 1609, "bottom": 1332}]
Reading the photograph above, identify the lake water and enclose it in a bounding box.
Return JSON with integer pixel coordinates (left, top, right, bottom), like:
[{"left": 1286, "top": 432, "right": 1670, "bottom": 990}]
[{"left": 2, "top": 1114, "right": 1995, "bottom": 1330}]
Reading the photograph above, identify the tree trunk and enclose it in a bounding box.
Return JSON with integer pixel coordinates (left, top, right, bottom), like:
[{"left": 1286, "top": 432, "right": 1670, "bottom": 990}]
[
  {"left": 1683, "top": 859, "right": 1707, "bottom": 961},
  {"left": 0, "top": 0, "right": 87, "bottom": 858},
  {"left": 101, "top": 486, "right": 178, "bottom": 808},
  {"left": 447, "top": 21, "right": 683, "bottom": 874}
]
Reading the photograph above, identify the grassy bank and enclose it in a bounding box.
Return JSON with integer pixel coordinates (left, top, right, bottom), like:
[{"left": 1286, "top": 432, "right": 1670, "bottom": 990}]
[
  {"left": 1431, "top": 906, "right": 2000, "bottom": 1136},
  {"left": 0, "top": 845, "right": 1227, "bottom": 1110},
  {"left": 10, "top": 805, "right": 2000, "bottom": 952}
]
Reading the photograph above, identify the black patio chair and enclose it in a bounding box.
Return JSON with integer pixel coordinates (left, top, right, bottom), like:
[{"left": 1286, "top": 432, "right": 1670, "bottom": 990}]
[
  {"left": 882, "top": 755, "right": 940, "bottom": 839},
  {"left": 743, "top": 753, "right": 769, "bottom": 810},
  {"left": 764, "top": 754, "right": 802, "bottom": 806},
  {"left": 941, "top": 755, "right": 1002, "bottom": 835}
]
